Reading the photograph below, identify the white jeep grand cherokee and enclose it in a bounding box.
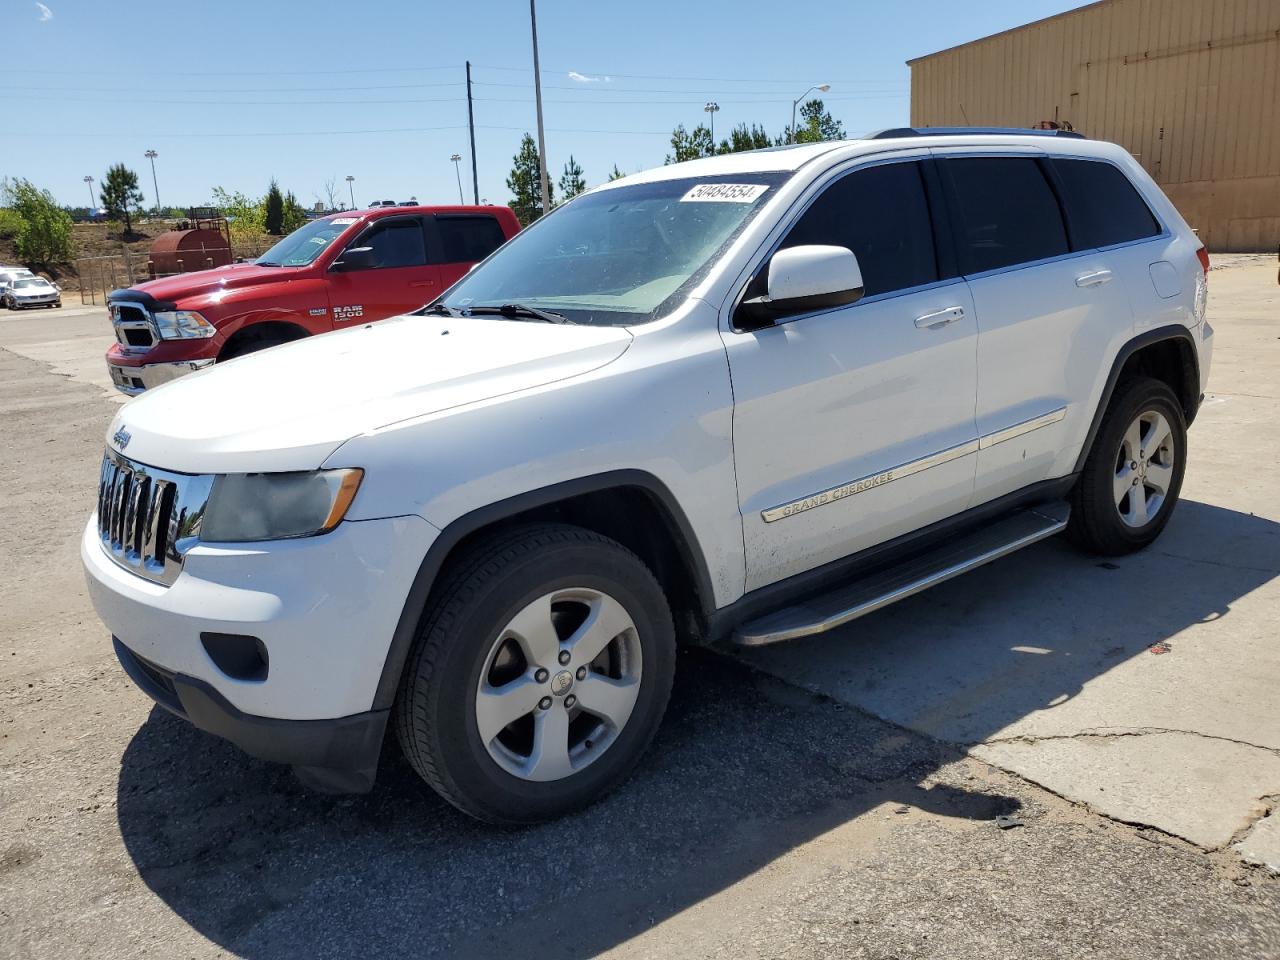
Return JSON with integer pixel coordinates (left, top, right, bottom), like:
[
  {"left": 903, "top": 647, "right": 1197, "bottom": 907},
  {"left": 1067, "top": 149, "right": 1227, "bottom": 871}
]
[{"left": 84, "top": 128, "right": 1213, "bottom": 823}]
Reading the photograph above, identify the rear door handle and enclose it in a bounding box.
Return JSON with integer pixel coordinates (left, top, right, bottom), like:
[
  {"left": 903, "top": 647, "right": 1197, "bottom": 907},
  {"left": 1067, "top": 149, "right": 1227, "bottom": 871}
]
[
  {"left": 914, "top": 306, "right": 965, "bottom": 329},
  {"left": 410, "top": 280, "right": 436, "bottom": 287},
  {"left": 1075, "top": 269, "right": 1113, "bottom": 288}
]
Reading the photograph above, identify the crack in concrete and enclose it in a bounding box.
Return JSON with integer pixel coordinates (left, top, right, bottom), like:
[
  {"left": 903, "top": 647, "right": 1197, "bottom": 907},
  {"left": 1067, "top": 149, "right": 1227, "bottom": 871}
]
[
  {"left": 978, "top": 728, "right": 1280, "bottom": 852},
  {"left": 972, "top": 755, "right": 1211, "bottom": 850},
  {"left": 982, "top": 726, "right": 1280, "bottom": 760}
]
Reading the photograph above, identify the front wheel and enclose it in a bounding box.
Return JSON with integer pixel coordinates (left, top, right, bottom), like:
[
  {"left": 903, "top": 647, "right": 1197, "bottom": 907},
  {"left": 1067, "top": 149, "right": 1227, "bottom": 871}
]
[
  {"left": 394, "top": 524, "right": 676, "bottom": 824},
  {"left": 1068, "top": 377, "right": 1187, "bottom": 555}
]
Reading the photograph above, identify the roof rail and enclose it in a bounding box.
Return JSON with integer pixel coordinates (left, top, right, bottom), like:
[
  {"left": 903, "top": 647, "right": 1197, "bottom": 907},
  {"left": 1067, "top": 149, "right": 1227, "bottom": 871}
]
[{"left": 869, "top": 126, "right": 1086, "bottom": 140}]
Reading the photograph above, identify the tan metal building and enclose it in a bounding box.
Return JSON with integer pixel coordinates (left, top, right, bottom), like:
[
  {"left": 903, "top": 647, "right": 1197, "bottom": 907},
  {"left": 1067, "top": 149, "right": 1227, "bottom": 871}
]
[{"left": 907, "top": 0, "right": 1280, "bottom": 251}]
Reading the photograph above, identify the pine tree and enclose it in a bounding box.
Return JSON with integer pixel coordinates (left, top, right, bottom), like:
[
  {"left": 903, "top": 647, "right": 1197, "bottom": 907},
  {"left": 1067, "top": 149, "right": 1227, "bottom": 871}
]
[
  {"left": 264, "top": 180, "right": 285, "bottom": 235},
  {"left": 559, "top": 155, "right": 586, "bottom": 201},
  {"left": 507, "top": 133, "right": 553, "bottom": 225},
  {"left": 608, "top": 165, "right": 626, "bottom": 181},
  {"left": 665, "top": 124, "right": 716, "bottom": 164},
  {"left": 99, "top": 163, "right": 145, "bottom": 235},
  {"left": 780, "top": 99, "right": 846, "bottom": 145}
]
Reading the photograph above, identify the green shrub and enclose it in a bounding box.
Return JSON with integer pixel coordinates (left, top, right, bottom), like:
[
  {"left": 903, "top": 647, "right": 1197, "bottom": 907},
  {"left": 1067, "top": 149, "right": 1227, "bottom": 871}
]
[
  {"left": 0, "top": 208, "right": 23, "bottom": 239},
  {"left": 0, "top": 178, "right": 74, "bottom": 264}
]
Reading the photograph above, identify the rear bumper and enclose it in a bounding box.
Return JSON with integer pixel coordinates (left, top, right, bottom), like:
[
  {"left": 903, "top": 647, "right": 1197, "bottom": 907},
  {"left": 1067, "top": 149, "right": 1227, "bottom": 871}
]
[{"left": 114, "top": 637, "right": 388, "bottom": 792}]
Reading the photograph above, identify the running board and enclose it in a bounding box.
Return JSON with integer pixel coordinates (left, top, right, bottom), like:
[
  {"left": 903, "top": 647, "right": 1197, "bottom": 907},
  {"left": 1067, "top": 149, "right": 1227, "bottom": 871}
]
[{"left": 733, "top": 502, "right": 1070, "bottom": 647}]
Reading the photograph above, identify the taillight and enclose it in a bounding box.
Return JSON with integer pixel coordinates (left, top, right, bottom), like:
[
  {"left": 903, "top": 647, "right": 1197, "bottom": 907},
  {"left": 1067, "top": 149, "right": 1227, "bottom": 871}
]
[{"left": 1196, "top": 246, "right": 1210, "bottom": 276}]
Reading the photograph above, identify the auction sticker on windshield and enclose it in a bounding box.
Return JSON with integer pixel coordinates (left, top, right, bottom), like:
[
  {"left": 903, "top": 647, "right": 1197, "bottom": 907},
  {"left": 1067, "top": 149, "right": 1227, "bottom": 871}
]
[{"left": 680, "top": 183, "right": 769, "bottom": 203}]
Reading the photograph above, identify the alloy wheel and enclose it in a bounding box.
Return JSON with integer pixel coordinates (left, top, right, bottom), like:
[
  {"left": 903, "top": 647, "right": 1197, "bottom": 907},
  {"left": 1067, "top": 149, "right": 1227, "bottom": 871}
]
[
  {"left": 474, "top": 588, "right": 642, "bottom": 782},
  {"left": 1114, "top": 409, "right": 1176, "bottom": 528}
]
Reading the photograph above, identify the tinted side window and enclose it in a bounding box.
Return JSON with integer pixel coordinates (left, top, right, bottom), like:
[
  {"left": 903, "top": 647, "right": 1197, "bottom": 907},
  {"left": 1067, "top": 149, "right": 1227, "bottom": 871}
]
[
  {"left": 941, "top": 157, "right": 1069, "bottom": 274},
  {"left": 1052, "top": 158, "right": 1161, "bottom": 249},
  {"left": 779, "top": 161, "right": 937, "bottom": 297},
  {"left": 435, "top": 215, "right": 507, "bottom": 264},
  {"left": 360, "top": 217, "right": 427, "bottom": 268}
]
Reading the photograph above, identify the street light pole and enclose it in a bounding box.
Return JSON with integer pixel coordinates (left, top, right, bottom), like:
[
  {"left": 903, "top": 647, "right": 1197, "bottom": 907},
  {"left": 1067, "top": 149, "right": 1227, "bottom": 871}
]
[
  {"left": 529, "top": 0, "right": 551, "bottom": 216},
  {"left": 789, "top": 83, "right": 831, "bottom": 144},
  {"left": 345, "top": 175, "right": 355, "bottom": 210},
  {"left": 450, "top": 154, "right": 464, "bottom": 204},
  {"left": 703, "top": 101, "right": 720, "bottom": 147},
  {"left": 144, "top": 150, "right": 160, "bottom": 214},
  {"left": 83, "top": 175, "right": 95, "bottom": 212}
]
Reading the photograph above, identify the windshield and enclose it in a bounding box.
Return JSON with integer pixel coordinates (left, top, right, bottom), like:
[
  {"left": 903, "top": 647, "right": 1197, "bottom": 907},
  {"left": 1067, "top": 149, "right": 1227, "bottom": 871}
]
[
  {"left": 438, "top": 173, "right": 789, "bottom": 326},
  {"left": 14, "top": 278, "right": 46, "bottom": 289},
  {"left": 257, "top": 216, "right": 360, "bottom": 267}
]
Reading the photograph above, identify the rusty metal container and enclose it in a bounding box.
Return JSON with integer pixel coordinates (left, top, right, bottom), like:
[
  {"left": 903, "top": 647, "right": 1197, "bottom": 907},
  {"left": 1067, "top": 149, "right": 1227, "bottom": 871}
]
[{"left": 148, "top": 215, "right": 233, "bottom": 277}]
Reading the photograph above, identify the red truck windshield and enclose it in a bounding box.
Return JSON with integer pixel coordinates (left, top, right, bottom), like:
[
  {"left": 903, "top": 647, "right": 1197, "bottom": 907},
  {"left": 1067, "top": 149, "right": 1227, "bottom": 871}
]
[{"left": 257, "top": 217, "right": 360, "bottom": 267}]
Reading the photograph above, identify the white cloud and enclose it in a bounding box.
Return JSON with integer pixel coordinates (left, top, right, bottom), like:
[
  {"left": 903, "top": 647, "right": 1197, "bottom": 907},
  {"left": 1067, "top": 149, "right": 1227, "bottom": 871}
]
[
  {"left": 35, "top": 2, "right": 53, "bottom": 21},
  {"left": 567, "top": 71, "right": 611, "bottom": 84}
]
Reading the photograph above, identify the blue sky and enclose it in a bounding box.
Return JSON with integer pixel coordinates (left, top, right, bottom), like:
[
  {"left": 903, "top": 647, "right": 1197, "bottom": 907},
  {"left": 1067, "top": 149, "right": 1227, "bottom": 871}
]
[{"left": 1, "top": 0, "right": 1085, "bottom": 210}]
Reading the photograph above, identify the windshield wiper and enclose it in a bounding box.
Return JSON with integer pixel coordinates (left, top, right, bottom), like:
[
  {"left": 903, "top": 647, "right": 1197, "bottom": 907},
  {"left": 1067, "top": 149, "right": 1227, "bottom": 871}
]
[
  {"left": 257, "top": 260, "right": 282, "bottom": 267},
  {"left": 467, "top": 303, "right": 574, "bottom": 324},
  {"left": 420, "top": 302, "right": 459, "bottom": 317}
]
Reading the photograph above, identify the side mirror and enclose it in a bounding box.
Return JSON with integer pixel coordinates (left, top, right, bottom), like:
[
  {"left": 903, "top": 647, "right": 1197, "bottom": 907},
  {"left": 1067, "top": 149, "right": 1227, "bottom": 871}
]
[
  {"left": 739, "top": 245, "right": 864, "bottom": 327},
  {"left": 332, "top": 246, "right": 376, "bottom": 272}
]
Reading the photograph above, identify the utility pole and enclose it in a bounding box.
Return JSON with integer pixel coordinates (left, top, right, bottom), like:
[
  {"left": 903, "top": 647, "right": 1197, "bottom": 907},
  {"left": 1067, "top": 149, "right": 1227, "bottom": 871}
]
[
  {"left": 466, "top": 61, "right": 480, "bottom": 205},
  {"left": 83, "top": 175, "right": 95, "bottom": 211},
  {"left": 144, "top": 150, "right": 160, "bottom": 214},
  {"left": 345, "top": 174, "right": 355, "bottom": 210},
  {"left": 450, "top": 154, "right": 464, "bottom": 204},
  {"left": 529, "top": 0, "right": 550, "bottom": 216}
]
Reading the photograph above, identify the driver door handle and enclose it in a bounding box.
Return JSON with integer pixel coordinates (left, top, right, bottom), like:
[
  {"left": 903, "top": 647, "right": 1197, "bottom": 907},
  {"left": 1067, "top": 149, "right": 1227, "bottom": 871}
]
[{"left": 914, "top": 306, "right": 965, "bottom": 330}]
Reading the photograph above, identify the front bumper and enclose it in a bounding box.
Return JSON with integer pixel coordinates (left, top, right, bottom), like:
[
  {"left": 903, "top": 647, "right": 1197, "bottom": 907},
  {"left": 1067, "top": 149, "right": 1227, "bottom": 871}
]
[
  {"left": 83, "top": 512, "right": 439, "bottom": 790},
  {"left": 114, "top": 637, "right": 388, "bottom": 792},
  {"left": 11, "top": 296, "right": 59, "bottom": 308},
  {"left": 107, "top": 357, "right": 215, "bottom": 395}
]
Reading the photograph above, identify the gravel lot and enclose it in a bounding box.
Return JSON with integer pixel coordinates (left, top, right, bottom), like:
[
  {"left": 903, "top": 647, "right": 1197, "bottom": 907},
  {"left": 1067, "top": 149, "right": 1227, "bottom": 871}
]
[{"left": 2, "top": 267, "right": 1278, "bottom": 959}]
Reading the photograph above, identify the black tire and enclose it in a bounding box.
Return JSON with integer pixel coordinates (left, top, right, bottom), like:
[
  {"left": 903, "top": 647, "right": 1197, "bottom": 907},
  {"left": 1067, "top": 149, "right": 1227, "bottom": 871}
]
[
  {"left": 1068, "top": 376, "right": 1187, "bottom": 555},
  {"left": 219, "top": 335, "right": 292, "bottom": 361},
  {"left": 394, "top": 523, "right": 676, "bottom": 824}
]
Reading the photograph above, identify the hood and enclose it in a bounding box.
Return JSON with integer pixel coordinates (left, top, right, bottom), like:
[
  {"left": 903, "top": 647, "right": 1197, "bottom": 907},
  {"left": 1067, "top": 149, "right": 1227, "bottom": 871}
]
[
  {"left": 107, "top": 315, "right": 633, "bottom": 474},
  {"left": 129, "top": 261, "right": 303, "bottom": 305}
]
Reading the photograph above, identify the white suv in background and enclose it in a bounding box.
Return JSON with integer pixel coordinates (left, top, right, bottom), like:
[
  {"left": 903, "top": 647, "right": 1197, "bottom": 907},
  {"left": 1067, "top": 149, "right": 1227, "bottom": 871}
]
[{"left": 84, "top": 128, "right": 1212, "bottom": 824}]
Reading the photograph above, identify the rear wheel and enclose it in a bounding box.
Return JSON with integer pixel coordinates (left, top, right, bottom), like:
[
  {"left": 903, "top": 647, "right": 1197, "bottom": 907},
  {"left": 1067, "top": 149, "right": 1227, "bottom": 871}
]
[
  {"left": 394, "top": 523, "right": 676, "bottom": 824},
  {"left": 1068, "top": 377, "right": 1186, "bottom": 555}
]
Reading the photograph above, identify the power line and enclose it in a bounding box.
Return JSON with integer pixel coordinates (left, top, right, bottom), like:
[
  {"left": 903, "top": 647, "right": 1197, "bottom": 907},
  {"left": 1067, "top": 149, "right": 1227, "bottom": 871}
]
[
  {"left": 0, "top": 64, "right": 466, "bottom": 76},
  {"left": 7, "top": 124, "right": 673, "bottom": 140},
  {"left": 1, "top": 81, "right": 466, "bottom": 93},
  {"left": 473, "top": 80, "right": 905, "bottom": 95}
]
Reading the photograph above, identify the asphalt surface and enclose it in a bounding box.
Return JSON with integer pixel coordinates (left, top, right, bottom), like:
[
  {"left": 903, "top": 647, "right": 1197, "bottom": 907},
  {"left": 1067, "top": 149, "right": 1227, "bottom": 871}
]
[{"left": 2, "top": 274, "right": 1278, "bottom": 959}]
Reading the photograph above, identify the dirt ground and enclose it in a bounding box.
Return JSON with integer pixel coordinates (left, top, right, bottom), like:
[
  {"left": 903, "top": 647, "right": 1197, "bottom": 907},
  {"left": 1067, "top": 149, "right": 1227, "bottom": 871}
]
[{"left": 1, "top": 262, "right": 1278, "bottom": 959}]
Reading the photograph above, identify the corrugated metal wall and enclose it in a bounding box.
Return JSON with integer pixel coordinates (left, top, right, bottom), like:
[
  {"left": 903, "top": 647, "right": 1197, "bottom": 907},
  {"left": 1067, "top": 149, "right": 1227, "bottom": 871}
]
[{"left": 908, "top": 0, "right": 1280, "bottom": 251}]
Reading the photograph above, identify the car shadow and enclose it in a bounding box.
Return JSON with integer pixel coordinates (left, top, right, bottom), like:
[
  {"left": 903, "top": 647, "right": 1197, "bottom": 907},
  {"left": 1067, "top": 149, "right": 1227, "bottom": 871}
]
[{"left": 115, "top": 499, "right": 1277, "bottom": 959}]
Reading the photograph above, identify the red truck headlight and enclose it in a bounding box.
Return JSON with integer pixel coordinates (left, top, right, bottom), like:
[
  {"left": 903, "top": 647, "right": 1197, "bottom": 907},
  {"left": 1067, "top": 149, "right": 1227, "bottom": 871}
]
[{"left": 153, "top": 310, "right": 216, "bottom": 340}]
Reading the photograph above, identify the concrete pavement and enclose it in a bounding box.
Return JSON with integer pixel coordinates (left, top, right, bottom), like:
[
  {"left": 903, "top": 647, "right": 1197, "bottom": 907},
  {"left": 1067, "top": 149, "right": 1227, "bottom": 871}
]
[{"left": 742, "top": 258, "right": 1280, "bottom": 871}]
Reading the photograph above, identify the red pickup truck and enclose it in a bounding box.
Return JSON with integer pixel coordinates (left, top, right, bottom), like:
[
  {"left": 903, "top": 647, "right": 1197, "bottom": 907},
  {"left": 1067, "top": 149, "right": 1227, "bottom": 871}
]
[{"left": 105, "top": 205, "right": 521, "bottom": 394}]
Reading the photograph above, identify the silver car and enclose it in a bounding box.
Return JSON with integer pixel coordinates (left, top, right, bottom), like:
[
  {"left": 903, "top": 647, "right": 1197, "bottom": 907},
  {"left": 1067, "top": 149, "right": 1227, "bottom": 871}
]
[{"left": 3, "top": 276, "right": 61, "bottom": 309}]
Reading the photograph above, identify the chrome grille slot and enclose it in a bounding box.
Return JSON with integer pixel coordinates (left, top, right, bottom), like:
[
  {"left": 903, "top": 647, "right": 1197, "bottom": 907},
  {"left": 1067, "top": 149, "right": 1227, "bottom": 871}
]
[
  {"left": 96, "top": 450, "right": 214, "bottom": 586},
  {"left": 110, "top": 302, "right": 158, "bottom": 349}
]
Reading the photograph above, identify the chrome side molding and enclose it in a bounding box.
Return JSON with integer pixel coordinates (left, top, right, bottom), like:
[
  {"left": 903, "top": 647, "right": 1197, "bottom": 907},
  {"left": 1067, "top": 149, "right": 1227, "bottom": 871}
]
[{"left": 760, "top": 406, "right": 1068, "bottom": 524}]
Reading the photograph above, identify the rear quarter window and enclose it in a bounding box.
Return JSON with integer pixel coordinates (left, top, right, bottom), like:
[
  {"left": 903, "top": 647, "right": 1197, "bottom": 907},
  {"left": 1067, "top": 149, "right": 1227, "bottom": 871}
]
[
  {"left": 940, "top": 157, "right": 1069, "bottom": 274},
  {"left": 1051, "top": 158, "right": 1162, "bottom": 249},
  {"left": 435, "top": 215, "right": 507, "bottom": 264}
]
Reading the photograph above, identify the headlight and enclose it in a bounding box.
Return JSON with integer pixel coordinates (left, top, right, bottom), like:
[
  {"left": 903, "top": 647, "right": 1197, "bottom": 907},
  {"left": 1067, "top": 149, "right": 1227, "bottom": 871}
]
[
  {"left": 200, "top": 469, "right": 363, "bottom": 543},
  {"left": 153, "top": 309, "right": 216, "bottom": 339}
]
